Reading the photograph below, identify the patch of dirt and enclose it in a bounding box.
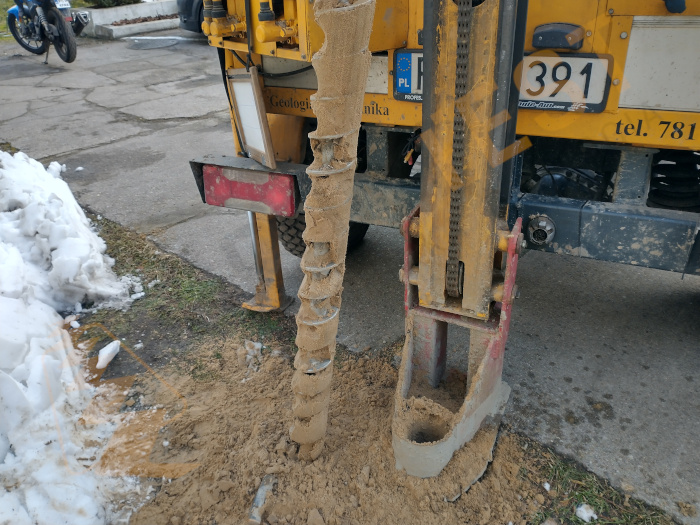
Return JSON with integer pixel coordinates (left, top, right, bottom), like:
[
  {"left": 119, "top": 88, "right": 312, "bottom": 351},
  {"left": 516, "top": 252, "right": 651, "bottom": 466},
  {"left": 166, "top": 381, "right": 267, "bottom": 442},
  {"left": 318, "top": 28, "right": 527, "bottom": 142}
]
[
  {"left": 130, "top": 340, "right": 546, "bottom": 525},
  {"left": 677, "top": 502, "right": 697, "bottom": 517},
  {"left": 111, "top": 14, "right": 178, "bottom": 26}
]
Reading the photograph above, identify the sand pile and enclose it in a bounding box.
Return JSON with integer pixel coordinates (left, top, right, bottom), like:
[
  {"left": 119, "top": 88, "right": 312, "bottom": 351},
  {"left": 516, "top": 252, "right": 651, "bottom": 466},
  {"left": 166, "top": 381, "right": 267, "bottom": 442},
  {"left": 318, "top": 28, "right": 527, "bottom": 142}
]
[{"left": 130, "top": 341, "right": 545, "bottom": 525}]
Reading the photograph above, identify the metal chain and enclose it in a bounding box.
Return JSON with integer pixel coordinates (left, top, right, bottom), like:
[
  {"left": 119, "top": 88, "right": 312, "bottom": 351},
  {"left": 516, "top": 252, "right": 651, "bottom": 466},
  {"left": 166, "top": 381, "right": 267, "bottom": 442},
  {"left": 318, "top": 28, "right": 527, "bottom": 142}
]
[{"left": 446, "top": 0, "right": 473, "bottom": 297}]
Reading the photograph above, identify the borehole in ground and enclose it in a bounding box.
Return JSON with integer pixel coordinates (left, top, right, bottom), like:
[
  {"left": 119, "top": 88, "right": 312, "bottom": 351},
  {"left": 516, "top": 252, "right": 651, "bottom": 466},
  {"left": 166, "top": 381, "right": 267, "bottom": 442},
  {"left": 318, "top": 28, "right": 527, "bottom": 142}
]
[{"left": 409, "top": 421, "right": 449, "bottom": 444}]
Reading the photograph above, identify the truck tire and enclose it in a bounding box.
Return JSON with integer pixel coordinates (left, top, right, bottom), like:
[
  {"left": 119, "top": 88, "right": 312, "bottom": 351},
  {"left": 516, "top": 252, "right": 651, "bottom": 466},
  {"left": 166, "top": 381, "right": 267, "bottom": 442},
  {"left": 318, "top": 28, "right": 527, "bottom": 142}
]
[{"left": 277, "top": 214, "right": 370, "bottom": 257}]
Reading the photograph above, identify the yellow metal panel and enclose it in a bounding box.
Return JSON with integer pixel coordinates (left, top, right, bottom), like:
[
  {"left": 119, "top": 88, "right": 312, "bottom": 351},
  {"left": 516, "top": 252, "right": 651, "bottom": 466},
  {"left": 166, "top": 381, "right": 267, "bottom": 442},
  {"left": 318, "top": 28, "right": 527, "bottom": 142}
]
[
  {"left": 523, "top": 0, "right": 601, "bottom": 53},
  {"left": 517, "top": 3, "right": 699, "bottom": 151},
  {"left": 517, "top": 108, "right": 700, "bottom": 150},
  {"left": 296, "top": 0, "right": 315, "bottom": 61},
  {"left": 299, "top": 0, "right": 324, "bottom": 60},
  {"left": 601, "top": 15, "right": 633, "bottom": 112},
  {"left": 407, "top": 0, "right": 424, "bottom": 48},
  {"left": 267, "top": 114, "right": 305, "bottom": 163},
  {"left": 220, "top": 0, "right": 408, "bottom": 62},
  {"left": 607, "top": 0, "right": 700, "bottom": 16},
  {"left": 300, "top": 0, "right": 409, "bottom": 55},
  {"left": 369, "top": 0, "right": 409, "bottom": 51},
  {"left": 261, "top": 86, "right": 422, "bottom": 127}
]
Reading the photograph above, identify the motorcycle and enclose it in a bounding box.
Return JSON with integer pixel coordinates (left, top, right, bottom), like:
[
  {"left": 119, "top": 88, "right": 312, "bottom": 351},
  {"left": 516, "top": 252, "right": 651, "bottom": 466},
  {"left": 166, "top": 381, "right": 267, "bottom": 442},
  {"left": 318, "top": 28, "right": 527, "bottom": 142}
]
[{"left": 6, "top": 0, "right": 89, "bottom": 63}]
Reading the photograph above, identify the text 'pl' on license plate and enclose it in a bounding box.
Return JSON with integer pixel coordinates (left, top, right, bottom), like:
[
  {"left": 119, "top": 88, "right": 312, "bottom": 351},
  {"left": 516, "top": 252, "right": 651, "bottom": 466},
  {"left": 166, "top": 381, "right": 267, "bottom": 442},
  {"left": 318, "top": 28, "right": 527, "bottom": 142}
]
[
  {"left": 518, "top": 54, "right": 612, "bottom": 113},
  {"left": 394, "top": 50, "right": 424, "bottom": 102}
]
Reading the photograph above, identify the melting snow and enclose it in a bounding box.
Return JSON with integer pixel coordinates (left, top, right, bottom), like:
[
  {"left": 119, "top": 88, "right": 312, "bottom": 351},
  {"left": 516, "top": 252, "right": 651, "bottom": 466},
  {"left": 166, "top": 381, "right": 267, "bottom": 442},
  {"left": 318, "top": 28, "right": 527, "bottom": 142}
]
[
  {"left": 0, "top": 151, "right": 145, "bottom": 524},
  {"left": 576, "top": 503, "right": 598, "bottom": 522},
  {"left": 96, "top": 341, "right": 121, "bottom": 369}
]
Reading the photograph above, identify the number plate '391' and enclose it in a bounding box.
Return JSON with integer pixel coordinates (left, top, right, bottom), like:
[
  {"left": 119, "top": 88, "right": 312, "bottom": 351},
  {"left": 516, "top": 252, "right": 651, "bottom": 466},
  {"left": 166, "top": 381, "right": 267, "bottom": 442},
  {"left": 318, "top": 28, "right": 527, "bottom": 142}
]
[{"left": 518, "top": 54, "right": 612, "bottom": 113}]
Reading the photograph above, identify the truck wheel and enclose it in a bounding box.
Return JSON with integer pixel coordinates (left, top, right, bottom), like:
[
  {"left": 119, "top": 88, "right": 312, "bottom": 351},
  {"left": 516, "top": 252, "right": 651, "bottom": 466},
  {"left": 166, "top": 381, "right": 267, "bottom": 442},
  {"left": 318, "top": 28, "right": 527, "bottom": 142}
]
[{"left": 277, "top": 214, "right": 370, "bottom": 258}]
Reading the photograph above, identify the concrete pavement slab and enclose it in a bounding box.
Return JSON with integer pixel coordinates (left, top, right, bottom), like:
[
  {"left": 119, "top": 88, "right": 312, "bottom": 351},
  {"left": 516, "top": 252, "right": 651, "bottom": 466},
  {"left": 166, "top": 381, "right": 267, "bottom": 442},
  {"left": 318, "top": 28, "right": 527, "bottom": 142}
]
[
  {"left": 112, "top": 63, "right": 212, "bottom": 86},
  {"left": 86, "top": 83, "right": 167, "bottom": 109},
  {"left": 119, "top": 85, "right": 227, "bottom": 120},
  {"left": 39, "top": 69, "right": 117, "bottom": 89},
  {"left": 2, "top": 110, "right": 147, "bottom": 160},
  {"left": 18, "top": 99, "right": 93, "bottom": 120},
  {"left": 57, "top": 117, "right": 234, "bottom": 231},
  {"left": 504, "top": 251, "right": 700, "bottom": 521},
  {"left": 149, "top": 74, "right": 219, "bottom": 95},
  {"left": 0, "top": 57, "right": 62, "bottom": 82},
  {"left": 91, "top": 58, "right": 173, "bottom": 78},
  {"left": 0, "top": 85, "right": 73, "bottom": 103},
  {"left": 0, "top": 102, "right": 29, "bottom": 121}
]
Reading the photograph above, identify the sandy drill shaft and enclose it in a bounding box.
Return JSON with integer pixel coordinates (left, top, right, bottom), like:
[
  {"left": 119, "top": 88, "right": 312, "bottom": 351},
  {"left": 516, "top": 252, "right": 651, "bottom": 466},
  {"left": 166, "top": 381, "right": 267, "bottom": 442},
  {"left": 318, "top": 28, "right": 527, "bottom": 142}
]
[{"left": 290, "top": 0, "right": 375, "bottom": 461}]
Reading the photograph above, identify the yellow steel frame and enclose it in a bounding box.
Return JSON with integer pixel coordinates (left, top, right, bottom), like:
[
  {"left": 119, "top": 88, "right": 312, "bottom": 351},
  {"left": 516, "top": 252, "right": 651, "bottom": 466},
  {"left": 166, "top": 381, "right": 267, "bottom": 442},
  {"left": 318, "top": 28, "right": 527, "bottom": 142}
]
[
  {"left": 418, "top": 0, "right": 513, "bottom": 319},
  {"left": 242, "top": 212, "right": 291, "bottom": 312},
  {"left": 214, "top": 0, "right": 698, "bottom": 152},
  {"left": 417, "top": 0, "right": 457, "bottom": 311}
]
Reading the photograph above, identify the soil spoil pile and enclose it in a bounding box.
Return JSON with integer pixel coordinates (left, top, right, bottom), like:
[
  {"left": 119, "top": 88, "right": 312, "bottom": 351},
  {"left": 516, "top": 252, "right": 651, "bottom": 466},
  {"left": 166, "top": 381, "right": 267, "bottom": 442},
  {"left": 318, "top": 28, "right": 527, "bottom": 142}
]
[{"left": 131, "top": 341, "right": 544, "bottom": 525}]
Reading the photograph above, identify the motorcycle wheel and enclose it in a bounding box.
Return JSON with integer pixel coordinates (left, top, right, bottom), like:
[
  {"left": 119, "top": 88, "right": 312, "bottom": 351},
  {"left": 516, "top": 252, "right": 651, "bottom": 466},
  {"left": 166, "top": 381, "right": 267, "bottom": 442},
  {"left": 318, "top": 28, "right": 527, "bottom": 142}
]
[
  {"left": 7, "top": 12, "right": 49, "bottom": 55},
  {"left": 46, "top": 7, "right": 76, "bottom": 63}
]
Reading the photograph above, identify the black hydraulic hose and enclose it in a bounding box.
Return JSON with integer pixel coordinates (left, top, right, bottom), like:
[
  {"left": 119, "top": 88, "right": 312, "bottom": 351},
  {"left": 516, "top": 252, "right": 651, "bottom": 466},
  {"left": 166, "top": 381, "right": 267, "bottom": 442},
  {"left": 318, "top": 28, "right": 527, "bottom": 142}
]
[
  {"left": 260, "top": 65, "right": 314, "bottom": 78},
  {"left": 232, "top": 50, "right": 248, "bottom": 67},
  {"left": 232, "top": 49, "right": 313, "bottom": 78}
]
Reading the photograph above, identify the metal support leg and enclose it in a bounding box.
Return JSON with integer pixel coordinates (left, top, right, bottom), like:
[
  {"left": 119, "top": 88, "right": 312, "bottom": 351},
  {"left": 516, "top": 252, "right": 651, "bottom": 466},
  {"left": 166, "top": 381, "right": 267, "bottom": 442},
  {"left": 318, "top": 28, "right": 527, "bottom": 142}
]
[
  {"left": 242, "top": 212, "right": 292, "bottom": 312},
  {"left": 412, "top": 314, "right": 447, "bottom": 388},
  {"left": 612, "top": 147, "right": 659, "bottom": 205}
]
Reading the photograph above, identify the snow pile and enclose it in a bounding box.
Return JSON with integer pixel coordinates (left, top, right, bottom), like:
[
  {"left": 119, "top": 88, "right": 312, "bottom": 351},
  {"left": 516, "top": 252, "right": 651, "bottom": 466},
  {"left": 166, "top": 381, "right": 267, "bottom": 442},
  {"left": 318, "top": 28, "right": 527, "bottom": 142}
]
[
  {"left": 0, "top": 151, "right": 144, "bottom": 524},
  {"left": 0, "top": 151, "right": 137, "bottom": 312},
  {"left": 576, "top": 503, "right": 598, "bottom": 522}
]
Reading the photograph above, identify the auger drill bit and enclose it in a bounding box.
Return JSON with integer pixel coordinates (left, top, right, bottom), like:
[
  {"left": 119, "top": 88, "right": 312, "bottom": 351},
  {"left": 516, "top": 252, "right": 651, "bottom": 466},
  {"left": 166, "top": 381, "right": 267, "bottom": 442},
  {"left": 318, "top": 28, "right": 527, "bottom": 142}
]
[{"left": 290, "top": 0, "right": 376, "bottom": 461}]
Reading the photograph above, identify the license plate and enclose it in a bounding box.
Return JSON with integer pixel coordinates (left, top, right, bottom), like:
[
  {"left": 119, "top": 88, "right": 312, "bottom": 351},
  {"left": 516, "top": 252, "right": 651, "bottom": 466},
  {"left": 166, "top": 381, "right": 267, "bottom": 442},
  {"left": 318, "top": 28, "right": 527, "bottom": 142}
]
[
  {"left": 519, "top": 54, "right": 611, "bottom": 113},
  {"left": 394, "top": 50, "right": 424, "bottom": 102},
  {"left": 55, "top": 0, "right": 71, "bottom": 8}
]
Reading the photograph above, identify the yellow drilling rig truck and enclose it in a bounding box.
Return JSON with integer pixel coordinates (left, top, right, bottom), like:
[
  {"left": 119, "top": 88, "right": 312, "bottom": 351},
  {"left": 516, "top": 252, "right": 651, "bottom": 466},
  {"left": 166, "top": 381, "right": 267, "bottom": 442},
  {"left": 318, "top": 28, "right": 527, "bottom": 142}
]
[{"left": 189, "top": 0, "right": 700, "bottom": 476}]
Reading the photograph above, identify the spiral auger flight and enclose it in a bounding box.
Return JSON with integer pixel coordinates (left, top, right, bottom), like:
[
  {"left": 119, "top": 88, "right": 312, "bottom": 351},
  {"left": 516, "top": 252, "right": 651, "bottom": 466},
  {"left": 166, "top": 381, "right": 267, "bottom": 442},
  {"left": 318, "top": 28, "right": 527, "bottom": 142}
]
[{"left": 290, "top": 0, "right": 376, "bottom": 461}]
